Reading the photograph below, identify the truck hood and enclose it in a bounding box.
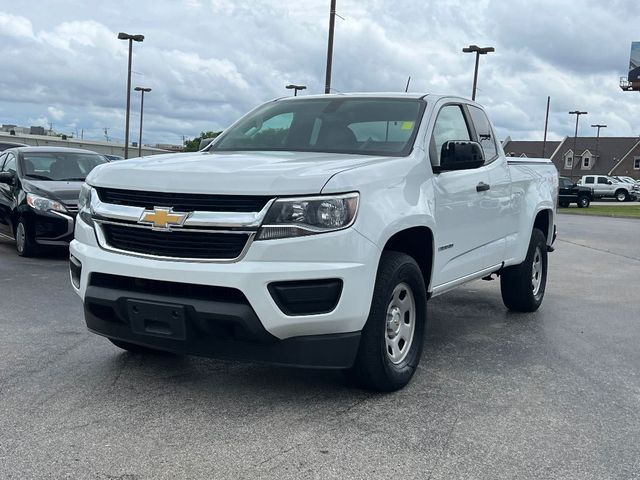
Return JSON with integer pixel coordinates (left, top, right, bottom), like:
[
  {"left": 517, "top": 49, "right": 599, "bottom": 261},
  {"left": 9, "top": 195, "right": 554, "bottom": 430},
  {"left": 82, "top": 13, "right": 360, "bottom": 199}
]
[{"left": 86, "top": 151, "right": 393, "bottom": 195}]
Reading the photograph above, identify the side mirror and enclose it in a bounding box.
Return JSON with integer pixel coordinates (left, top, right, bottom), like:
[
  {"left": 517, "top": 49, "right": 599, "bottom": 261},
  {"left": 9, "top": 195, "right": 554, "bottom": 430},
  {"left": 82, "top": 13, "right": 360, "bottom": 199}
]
[
  {"left": 436, "top": 141, "right": 485, "bottom": 172},
  {"left": 199, "top": 137, "right": 215, "bottom": 150},
  {"left": 607, "top": 180, "right": 612, "bottom": 185},
  {"left": 0, "top": 171, "right": 15, "bottom": 185}
]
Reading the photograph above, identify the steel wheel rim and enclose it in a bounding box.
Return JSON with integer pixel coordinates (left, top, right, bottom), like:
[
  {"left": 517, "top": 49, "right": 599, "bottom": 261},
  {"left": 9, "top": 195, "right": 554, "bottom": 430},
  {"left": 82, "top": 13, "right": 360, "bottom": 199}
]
[
  {"left": 16, "top": 223, "right": 25, "bottom": 253},
  {"left": 617, "top": 192, "right": 625, "bottom": 201},
  {"left": 385, "top": 282, "right": 416, "bottom": 365},
  {"left": 531, "top": 246, "right": 543, "bottom": 297}
]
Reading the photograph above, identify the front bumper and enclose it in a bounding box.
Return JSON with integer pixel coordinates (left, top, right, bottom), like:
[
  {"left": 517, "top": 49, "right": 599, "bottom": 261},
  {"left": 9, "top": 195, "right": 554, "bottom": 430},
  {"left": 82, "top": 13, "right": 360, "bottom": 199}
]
[
  {"left": 27, "top": 209, "right": 75, "bottom": 246},
  {"left": 70, "top": 217, "right": 380, "bottom": 367}
]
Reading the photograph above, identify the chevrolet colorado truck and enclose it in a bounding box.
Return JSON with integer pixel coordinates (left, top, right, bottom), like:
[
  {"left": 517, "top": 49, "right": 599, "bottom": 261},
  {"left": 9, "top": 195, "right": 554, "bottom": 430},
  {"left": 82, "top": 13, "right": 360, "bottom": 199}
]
[{"left": 70, "top": 94, "right": 557, "bottom": 391}]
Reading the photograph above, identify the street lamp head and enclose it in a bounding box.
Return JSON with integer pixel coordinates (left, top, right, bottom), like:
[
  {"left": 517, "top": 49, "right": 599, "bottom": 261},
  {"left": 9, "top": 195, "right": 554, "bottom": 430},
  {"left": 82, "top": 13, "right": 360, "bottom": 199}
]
[
  {"left": 463, "top": 45, "right": 494, "bottom": 54},
  {"left": 118, "top": 32, "right": 144, "bottom": 42},
  {"left": 134, "top": 87, "right": 152, "bottom": 92},
  {"left": 591, "top": 124, "right": 607, "bottom": 128},
  {"left": 569, "top": 111, "right": 588, "bottom": 115},
  {"left": 286, "top": 84, "right": 307, "bottom": 91}
]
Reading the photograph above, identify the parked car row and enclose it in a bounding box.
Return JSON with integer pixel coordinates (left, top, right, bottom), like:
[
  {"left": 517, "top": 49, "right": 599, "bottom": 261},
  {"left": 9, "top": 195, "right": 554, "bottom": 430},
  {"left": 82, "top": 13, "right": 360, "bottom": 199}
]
[{"left": 576, "top": 175, "right": 639, "bottom": 202}]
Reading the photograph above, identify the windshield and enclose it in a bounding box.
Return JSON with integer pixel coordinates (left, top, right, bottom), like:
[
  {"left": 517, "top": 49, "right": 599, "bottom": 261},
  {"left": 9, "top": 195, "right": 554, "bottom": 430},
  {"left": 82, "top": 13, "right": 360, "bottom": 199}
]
[
  {"left": 211, "top": 97, "right": 426, "bottom": 157},
  {"left": 20, "top": 152, "right": 106, "bottom": 181}
]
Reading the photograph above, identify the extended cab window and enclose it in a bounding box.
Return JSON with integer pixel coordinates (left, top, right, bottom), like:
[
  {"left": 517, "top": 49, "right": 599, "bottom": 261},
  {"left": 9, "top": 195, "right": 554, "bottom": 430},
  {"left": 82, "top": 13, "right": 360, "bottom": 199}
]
[
  {"left": 212, "top": 97, "right": 425, "bottom": 157},
  {"left": 430, "top": 105, "right": 471, "bottom": 164},
  {"left": 467, "top": 105, "right": 497, "bottom": 162},
  {"left": 597, "top": 177, "right": 608, "bottom": 184}
]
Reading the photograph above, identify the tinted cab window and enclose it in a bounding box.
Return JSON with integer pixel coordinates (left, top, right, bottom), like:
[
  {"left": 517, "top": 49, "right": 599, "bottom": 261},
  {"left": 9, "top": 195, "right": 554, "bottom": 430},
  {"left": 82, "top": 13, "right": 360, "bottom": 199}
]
[{"left": 467, "top": 106, "right": 497, "bottom": 162}]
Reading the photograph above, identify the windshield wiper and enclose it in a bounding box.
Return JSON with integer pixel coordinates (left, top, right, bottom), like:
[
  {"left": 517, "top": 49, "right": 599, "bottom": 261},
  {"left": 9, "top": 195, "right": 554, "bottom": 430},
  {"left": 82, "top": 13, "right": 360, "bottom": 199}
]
[
  {"left": 60, "top": 177, "right": 86, "bottom": 181},
  {"left": 25, "top": 174, "right": 54, "bottom": 180}
]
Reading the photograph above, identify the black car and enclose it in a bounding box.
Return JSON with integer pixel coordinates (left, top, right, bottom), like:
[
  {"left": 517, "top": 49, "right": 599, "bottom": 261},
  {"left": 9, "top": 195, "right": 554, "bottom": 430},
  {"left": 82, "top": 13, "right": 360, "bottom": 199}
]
[
  {"left": 558, "top": 176, "right": 592, "bottom": 208},
  {"left": 0, "top": 147, "right": 106, "bottom": 256}
]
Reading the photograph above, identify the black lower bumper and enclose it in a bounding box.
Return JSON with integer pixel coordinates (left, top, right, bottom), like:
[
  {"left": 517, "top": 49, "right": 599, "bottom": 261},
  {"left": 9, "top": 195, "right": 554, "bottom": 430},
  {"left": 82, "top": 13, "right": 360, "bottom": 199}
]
[{"left": 83, "top": 277, "right": 360, "bottom": 369}]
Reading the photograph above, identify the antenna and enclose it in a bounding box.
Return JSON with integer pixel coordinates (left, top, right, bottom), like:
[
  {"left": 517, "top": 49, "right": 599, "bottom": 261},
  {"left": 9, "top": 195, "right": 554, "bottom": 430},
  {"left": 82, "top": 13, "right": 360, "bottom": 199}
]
[{"left": 405, "top": 76, "right": 411, "bottom": 92}]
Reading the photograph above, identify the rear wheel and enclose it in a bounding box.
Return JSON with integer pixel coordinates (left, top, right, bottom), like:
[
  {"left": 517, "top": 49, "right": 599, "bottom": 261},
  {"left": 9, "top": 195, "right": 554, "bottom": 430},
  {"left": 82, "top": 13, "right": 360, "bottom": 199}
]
[
  {"left": 577, "top": 196, "right": 590, "bottom": 208},
  {"left": 500, "top": 228, "right": 547, "bottom": 312},
  {"left": 348, "top": 251, "right": 427, "bottom": 391},
  {"left": 615, "top": 190, "right": 628, "bottom": 202},
  {"left": 15, "top": 218, "right": 37, "bottom": 257}
]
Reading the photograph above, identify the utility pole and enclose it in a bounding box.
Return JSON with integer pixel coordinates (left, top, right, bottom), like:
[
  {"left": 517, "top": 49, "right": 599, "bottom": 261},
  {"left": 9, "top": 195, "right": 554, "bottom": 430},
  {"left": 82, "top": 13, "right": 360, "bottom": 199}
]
[
  {"left": 591, "top": 124, "right": 607, "bottom": 166},
  {"left": 568, "top": 111, "right": 588, "bottom": 180},
  {"left": 103, "top": 128, "right": 110, "bottom": 142},
  {"left": 542, "top": 96, "right": 550, "bottom": 157},
  {"left": 324, "top": 0, "right": 337, "bottom": 94}
]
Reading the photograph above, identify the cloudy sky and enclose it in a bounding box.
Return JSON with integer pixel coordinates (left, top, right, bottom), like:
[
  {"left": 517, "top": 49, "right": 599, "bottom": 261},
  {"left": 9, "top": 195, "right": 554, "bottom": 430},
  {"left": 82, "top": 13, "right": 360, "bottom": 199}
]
[{"left": 0, "top": 0, "right": 638, "bottom": 147}]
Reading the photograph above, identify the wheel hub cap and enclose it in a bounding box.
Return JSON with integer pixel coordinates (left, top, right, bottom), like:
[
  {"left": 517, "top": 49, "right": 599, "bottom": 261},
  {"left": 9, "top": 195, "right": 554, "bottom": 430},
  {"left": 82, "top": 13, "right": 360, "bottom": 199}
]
[
  {"left": 385, "top": 283, "right": 416, "bottom": 365},
  {"left": 531, "top": 246, "right": 543, "bottom": 297}
]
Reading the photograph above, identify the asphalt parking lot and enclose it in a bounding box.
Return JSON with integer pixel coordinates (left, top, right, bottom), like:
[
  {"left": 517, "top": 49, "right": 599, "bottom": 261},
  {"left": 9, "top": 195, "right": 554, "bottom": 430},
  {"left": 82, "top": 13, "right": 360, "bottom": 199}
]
[{"left": 1, "top": 214, "right": 639, "bottom": 479}]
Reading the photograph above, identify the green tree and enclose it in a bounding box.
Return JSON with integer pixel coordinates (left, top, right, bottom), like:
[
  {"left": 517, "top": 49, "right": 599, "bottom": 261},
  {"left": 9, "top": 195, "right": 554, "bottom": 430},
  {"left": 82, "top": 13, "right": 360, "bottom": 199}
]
[{"left": 184, "top": 131, "right": 222, "bottom": 152}]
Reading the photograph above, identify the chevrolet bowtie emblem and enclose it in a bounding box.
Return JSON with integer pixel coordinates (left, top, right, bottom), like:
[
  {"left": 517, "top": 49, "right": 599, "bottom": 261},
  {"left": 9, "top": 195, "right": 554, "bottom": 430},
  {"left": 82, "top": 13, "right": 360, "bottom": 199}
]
[{"left": 138, "top": 207, "right": 189, "bottom": 230}]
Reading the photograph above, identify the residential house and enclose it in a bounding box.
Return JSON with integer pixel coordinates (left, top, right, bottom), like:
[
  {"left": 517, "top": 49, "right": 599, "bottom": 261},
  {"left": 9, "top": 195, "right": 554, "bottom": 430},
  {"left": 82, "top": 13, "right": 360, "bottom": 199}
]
[{"left": 502, "top": 138, "right": 563, "bottom": 159}]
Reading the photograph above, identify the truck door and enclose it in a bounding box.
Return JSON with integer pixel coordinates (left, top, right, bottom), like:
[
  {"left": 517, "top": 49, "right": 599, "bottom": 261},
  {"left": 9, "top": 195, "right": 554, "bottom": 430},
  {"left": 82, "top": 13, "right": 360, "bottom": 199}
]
[
  {"left": 596, "top": 176, "right": 610, "bottom": 196},
  {"left": 467, "top": 105, "right": 510, "bottom": 266},
  {"left": 429, "top": 103, "right": 499, "bottom": 288}
]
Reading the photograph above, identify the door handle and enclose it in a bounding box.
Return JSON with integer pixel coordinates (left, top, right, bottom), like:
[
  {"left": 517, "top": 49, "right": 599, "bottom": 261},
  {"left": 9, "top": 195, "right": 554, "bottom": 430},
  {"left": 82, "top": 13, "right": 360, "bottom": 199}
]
[{"left": 476, "top": 182, "right": 490, "bottom": 192}]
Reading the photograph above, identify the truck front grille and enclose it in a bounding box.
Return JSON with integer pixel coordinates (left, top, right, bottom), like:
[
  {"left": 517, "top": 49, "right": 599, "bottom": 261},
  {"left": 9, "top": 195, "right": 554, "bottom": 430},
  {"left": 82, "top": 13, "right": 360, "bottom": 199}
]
[
  {"left": 96, "top": 187, "right": 271, "bottom": 213},
  {"left": 101, "top": 224, "right": 250, "bottom": 260}
]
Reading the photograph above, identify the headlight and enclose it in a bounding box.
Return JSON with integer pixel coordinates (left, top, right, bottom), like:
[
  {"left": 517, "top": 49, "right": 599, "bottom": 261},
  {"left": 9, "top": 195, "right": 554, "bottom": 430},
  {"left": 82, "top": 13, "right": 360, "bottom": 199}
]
[
  {"left": 78, "top": 183, "right": 94, "bottom": 226},
  {"left": 26, "top": 193, "right": 67, "bottom": 213},
  {"left": 257, "top": 193, "right": 359, "bottom": 240}
]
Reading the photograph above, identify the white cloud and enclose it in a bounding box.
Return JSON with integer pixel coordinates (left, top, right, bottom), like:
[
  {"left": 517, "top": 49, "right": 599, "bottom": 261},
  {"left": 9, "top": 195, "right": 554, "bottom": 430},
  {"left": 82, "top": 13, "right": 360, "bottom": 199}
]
[
  {"left": 47, "top": 106, "right": 65, "bottom": 121},
  {"left": 0, "top": 0, "right": 638, "bottom": 146}
]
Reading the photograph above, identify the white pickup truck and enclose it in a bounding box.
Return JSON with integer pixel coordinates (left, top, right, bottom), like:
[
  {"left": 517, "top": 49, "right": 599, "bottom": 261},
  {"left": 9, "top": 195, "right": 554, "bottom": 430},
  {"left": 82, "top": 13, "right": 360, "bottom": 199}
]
[{"left": 70, "top": 93, "right": 557, "bottom": 391}]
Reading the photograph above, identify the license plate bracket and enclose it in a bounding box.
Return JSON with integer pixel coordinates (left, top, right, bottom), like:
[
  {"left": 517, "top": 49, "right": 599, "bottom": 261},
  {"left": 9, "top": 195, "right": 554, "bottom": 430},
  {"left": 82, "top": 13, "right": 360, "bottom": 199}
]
[{"left": 127, "top": 299, "right": 187, "bottom": 340}]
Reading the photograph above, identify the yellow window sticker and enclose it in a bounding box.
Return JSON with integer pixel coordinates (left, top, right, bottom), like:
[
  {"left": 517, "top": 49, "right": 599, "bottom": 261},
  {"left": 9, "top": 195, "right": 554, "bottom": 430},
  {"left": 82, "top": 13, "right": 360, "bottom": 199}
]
[{"left": 401, "top": 121, "right": 414, "bottom": 130}]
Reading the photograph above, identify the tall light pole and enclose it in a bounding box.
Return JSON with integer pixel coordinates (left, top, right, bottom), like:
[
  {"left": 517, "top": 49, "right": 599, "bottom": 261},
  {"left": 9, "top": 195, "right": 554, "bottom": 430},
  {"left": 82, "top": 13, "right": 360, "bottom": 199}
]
[
  {"left": 134, "top": 87, "right": 151, "bottom": 157},
  {"left": 591, "top": 124, "right": 607, "bottom": 167},
  {"left": 118, "top": 32, "right": 145, "bottom": 159},
  {"left": 569, "top": 110, "right": 588, "bottom": 180},
  {"left": 286, "top": 84, "right": 307, "bottom": 96},
  {"left": 324, "top": 0, "right": 337, "bottom": 94},
  {"left": 462, "top": 45, "right": 495, "bottom": 101}
]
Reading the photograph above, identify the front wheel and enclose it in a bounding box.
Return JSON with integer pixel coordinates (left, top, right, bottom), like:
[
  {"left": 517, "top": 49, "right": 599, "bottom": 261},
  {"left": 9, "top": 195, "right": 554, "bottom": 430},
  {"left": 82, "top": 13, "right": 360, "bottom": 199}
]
[
  {"left": 348, "top": 251, "right": 427, "bottom": 391},
  {"left": 615, "top": 190, "right": 629, "bottom": 202},
  {"left": 15, "top": 218, "right": 37, "bottom": 257},
  {"left": 500, "top": 228, "right": 548, "bottom": 312},
  {"left": 577, "top": 196, "right": 590, "bottom": 208}
]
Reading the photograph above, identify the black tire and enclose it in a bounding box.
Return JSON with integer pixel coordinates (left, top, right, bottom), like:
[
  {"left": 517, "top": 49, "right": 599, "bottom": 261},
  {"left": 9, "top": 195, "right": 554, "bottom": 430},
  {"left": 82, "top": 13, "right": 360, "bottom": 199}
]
[
  {"left": 559, "top": 200, "right": 569, "bottom": 208},
  {"left": 348, "top": 251, "right": 427, "bottom": 392},
  {"left": 615, "top": 190, "right": 628, "bottom": 202},
  {"left": 109, "top": 338, "right": 166, "bottom": 354},
  {"left": 15, "top": 218, "right": 37, "bottom": 257},
  {"left": 500, "top": 228, "right": 547, "bottom": 312},
  {"left": 577, "top": 196, "right": 590, "bottom": 208}
]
